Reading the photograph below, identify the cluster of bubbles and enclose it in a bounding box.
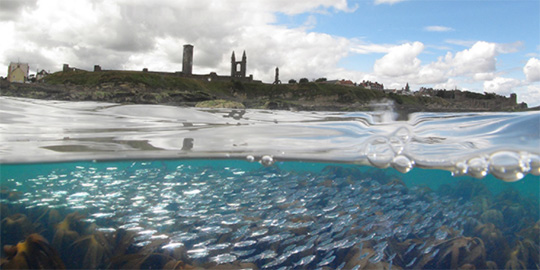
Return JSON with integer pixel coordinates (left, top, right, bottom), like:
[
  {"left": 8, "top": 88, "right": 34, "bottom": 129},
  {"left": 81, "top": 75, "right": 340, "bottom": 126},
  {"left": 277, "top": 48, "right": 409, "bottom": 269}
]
[
  {"left": 363, "top": 126, "right": 539, "bottom": 182},
  {"left": 452, "top": 151, "right": 540, "bottom": 182}
]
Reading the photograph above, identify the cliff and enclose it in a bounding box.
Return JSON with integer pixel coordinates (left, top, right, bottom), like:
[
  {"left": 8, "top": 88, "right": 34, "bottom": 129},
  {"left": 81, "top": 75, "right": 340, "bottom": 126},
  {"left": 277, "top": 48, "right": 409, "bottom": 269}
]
[{"left": 0, "top": 70, "right": 527, "bottom": 113}]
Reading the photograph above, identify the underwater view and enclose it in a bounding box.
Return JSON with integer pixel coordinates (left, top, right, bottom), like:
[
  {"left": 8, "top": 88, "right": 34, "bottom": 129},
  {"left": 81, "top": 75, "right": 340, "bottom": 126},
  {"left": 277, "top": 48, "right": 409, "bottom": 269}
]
[{"left": 1, "top": 97, "right": 539, "bottom": 270}]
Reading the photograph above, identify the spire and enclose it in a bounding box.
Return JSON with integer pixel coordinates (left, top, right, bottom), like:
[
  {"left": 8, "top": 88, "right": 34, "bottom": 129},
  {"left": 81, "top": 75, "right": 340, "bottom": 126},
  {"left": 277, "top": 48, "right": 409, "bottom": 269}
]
[
  {"left": 242, "top": 50, "right": 246, "bottom": 60},
  {"left": 231, "top": 51, "right": 236, "bottom": 62}
]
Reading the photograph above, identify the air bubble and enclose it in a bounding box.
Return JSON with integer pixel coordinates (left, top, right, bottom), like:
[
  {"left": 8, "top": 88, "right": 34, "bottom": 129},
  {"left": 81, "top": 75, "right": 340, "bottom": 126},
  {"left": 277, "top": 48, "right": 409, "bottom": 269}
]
[
  {"left": 467, "top": 157, "right": 488, "bottom": 178},
  {"left": 392, "top": 126, "right": 411, "bottom": 143},
  {"left": 528, "top": 154, "right": 540, "bottom": 176},
  {"left": 366, "top": 137, "right": 395, "bottom": 168},
  {"left": 519, "top": 152, "right": 532, "bottom": 173},
  {"left": 246, "top": 155, "right": 255, "bottom": 162},
  {"left": 260, "top": 155, "right": 274, "bottom": 166},
  {"left": 451, "top": 161, "right": 468, "bottom": 177},
  {"left": 389, "top": 137, "right": 404, "bottom": 155},
  {"left": 488, "top": 151, "right": 527, "bottom": 182},
  {"left": 391, "top": 155, "right": 414, "bottom": 173}
]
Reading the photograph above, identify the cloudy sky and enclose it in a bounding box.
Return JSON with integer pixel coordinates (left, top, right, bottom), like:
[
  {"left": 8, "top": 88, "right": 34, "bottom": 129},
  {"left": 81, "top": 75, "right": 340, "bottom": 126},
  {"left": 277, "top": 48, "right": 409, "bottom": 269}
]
[{"left": 1, "top": 0, "right": 539, "bottom": 106}]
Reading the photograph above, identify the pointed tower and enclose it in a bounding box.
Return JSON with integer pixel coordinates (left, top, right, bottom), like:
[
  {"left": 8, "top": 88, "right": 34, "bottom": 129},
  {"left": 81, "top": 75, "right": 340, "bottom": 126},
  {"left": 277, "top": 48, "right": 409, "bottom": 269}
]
[
  {"left": 241, "top": 51, "right": 247, "bottom": 78},
  {"left": 231, "top": 51, "right": 236, "bottom": 77},
  {"left": 231, "top": 50, "right": 247, "bottom": 78}
]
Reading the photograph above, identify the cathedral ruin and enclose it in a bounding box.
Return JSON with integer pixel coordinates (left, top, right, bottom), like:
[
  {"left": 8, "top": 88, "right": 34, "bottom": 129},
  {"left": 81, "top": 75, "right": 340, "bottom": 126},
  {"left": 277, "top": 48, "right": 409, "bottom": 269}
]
[
  {"left": 67, "top": 44, "right": 257, "bottom": 83},
  {"left": 180, "top": 44, "right": 254, "bottom": 82}
]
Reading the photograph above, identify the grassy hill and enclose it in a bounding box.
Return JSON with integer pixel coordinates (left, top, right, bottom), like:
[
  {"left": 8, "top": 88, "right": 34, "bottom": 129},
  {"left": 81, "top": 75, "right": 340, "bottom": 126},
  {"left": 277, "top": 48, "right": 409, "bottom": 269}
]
[
  {"left": 1, "top": 70, "right": 521, "bottom": 112},
  {"left": 24, "top": 70, "right": 393, "bottom": 110}
]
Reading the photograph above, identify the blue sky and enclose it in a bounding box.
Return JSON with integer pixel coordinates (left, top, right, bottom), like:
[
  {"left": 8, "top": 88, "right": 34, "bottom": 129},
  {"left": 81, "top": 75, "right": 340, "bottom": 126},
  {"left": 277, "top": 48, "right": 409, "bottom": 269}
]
[
  {"left": 277, "top": 0, "right": 538, "bottom": 78},
  {"left": 1, "top": 0, "right": 539, "bottom": 106}
]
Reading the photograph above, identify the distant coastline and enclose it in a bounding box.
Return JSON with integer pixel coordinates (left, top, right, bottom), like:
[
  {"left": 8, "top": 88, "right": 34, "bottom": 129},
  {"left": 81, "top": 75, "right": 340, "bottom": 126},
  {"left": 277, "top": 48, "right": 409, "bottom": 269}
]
[{"left": 0, "top": 70, "right": 532, "bottom": 114}]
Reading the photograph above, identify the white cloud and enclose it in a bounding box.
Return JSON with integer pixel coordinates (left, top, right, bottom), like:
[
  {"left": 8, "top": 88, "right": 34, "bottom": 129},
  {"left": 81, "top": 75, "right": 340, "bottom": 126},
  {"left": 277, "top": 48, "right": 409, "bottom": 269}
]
[
  {"left": 447, "top": 41, "right": 497, "bottom": 76},
  {"left": 434, "top": 78, "right": 460, "bottom": 90},
  {"left": 424, "top": 26, "right": 454, "bottom": 32},
  {"left": 483, "top": 77, "right": 522, "bottom": 96},
  {"left": 519, "top": 84, "right": 540, "bottom": 107},
  {"left": 495, "top": 41, "right": 523, "bottom": 54},
  {"left": 524, "top": 57, "right": 540, "bottom": 82},
  {"left": 445, "top": 39, "right": 477, "bottom": 47},
  {"left": 0, "top": 0, "right": 357, "bottom": 82},
  {"left": 374, "top": 42, "right": 424, "bottom": 77},
  {"left": 350, "top": 42, "right": 393, "bottom": 54},
  {"left": 472, "top": 72, "right": 495, "bottom": 81}
]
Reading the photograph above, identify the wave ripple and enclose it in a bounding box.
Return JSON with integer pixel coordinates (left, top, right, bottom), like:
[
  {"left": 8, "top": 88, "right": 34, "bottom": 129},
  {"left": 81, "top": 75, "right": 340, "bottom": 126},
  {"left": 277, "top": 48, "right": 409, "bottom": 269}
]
[{"left": 1, "top": 97, "right": 538, "bottom": 181}]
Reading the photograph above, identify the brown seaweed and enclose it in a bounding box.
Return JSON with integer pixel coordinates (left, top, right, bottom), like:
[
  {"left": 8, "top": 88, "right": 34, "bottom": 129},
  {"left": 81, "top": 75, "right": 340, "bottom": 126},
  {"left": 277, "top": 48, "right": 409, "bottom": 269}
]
[
  {"left": 435, "top": 236, "right": 486, "bottom": 269},
  {"left": 1, "top": 214, "right": 35, "bottom": 245},
  {"left": 68, "top": 232, "right": 112, "bottom": 269},
  {"left": 0, "top": 233, "right": 65, "bottom": 269}
]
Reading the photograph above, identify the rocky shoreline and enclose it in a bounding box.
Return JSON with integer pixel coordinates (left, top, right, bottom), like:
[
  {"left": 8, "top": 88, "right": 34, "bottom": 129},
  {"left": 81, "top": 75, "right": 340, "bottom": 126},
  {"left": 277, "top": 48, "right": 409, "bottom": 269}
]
[{"left": 0, "top": 73, "right": 532, "bottom": 114}]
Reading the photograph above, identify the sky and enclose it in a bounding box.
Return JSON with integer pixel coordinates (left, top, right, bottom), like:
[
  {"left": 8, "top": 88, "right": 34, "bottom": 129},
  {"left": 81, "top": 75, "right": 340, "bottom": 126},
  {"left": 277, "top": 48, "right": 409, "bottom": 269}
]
[{"left": 1, "top": 0, "right": 539, "bottom": 106}]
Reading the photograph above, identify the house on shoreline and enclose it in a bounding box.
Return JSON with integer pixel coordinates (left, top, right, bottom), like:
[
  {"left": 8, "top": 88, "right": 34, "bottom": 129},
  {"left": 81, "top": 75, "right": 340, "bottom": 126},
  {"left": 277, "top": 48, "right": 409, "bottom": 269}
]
[{"left": 7, "top": 62, "right": 29, "bottom": 83}]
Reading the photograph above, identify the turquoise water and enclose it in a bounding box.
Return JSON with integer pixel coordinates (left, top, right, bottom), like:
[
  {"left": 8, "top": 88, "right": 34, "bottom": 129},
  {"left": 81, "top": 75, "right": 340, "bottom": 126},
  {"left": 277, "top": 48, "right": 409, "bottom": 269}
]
[{"left": 1, "top": 97, "right": 539, "bottom": 269}]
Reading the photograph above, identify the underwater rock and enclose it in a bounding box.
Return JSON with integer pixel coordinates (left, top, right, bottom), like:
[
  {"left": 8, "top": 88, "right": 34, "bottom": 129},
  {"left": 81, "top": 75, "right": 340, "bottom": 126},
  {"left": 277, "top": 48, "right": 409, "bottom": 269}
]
[
  {"left": 1, "top": 214, "right": 35, "bottom": 245},
  {"left": 0, "top": 233, "right": 65, "bottom": 269}
]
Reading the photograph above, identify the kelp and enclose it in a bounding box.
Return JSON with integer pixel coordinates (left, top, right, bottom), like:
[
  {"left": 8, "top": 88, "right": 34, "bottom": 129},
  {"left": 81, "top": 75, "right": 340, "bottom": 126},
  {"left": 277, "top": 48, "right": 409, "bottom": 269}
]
[{"left": 0, "top": 233, "right": 65, "bottom": 269}]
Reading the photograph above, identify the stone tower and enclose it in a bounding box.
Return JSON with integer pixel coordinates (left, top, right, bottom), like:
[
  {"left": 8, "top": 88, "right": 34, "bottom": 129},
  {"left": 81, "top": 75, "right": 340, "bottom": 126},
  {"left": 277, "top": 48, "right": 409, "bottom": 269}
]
[
  {"left": 231, "top": 50, "right": 247, "bottom": 78},
  {"left": 183, "top": 44, "right": 193, "bottom": 75}
]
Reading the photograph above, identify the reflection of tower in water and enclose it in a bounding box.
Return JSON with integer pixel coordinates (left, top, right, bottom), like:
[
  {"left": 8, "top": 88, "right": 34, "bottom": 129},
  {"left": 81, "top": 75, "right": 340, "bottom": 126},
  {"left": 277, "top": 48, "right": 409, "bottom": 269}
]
[{"left": 182, "top": 138, "right": 194, "bottom": 151}]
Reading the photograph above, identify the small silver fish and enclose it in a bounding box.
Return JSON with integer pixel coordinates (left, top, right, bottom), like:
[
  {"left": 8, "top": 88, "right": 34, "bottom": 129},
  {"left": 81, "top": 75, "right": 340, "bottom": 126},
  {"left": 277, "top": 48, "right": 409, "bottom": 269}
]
[{"left": 294, "top": 255, "right": 316, "bottom": 267}]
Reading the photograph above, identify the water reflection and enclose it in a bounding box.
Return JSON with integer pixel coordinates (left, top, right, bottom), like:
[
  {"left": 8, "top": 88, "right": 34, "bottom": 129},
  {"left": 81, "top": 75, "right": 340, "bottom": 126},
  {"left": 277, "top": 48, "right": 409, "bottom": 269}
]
[{"left": 0, "top": 97, "right": 538, "bottom": 181}]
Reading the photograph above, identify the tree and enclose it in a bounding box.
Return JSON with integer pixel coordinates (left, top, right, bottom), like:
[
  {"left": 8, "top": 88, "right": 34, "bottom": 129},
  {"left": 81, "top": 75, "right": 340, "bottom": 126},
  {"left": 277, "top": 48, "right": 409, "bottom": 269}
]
[
  {"left": 315, "top": 78, "right": 327, "bottom": 82},
  {"left": 288, "top": 79, "right": 297, "bottom": 84},
  {"left": 299, "top": 78, "right": 309, "bottom": 84}
]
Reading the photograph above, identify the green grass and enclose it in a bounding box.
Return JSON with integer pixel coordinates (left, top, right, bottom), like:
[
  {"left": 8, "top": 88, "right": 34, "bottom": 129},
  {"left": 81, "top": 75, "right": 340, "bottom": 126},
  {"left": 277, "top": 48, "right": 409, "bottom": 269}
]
[
  {"left": 45, "top": 70, "right": 207, "bottom": 90},
  {"left": 42, "top": 71, "right": 441, "bottom": 107}
]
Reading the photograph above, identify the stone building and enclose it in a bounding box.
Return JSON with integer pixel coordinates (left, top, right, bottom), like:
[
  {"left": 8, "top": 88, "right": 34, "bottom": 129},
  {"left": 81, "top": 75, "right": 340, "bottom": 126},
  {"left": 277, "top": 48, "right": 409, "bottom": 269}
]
[
  {"left": 358, "top": 80, "right": 384, "bottom": 90},
  {"left": 86, "top": 44, "right": 257, "bottom": 83},
  {"left": 182, "top": 44, "right": 194, "bottom": 75},
  {"left": 7, "top": 62, "right": 29, "bottom": 83},
  {"left": 231, "top": 51, "right": 247, "bottom": 78}
]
